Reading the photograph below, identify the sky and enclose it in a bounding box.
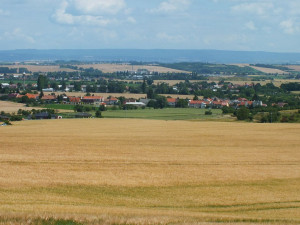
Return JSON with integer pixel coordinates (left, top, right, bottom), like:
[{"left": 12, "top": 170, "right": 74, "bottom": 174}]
[{"left": 0, "top": 0, "right": 300, "bottom": 52}]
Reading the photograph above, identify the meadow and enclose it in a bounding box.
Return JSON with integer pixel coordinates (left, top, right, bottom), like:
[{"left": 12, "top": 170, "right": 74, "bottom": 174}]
[
  {"left": 102, "top": 108, "right": 223, "bottom": 120},
  {"left": 0, "top": 119, "right": 299, "bottom": 224}
]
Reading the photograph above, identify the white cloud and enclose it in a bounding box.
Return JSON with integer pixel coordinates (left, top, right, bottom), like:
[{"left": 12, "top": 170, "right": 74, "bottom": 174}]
[
  {"left": 3, "top": 28, "right": 35, "bottom": 43},
  {"left": 231, "top": 2, "right": 274, "bottom": 16},
  {"left": 74, "top": 0, "right": 126, "bottom": 15},
  {"left": 245, "top": 21, "right": 256, "bottom": 30},
  {"left": 280, "top": 19, "right": 299, "bottom": 34},
  {"left": 52, "top": 0, "right": 130, "bottom": 26},
  {"left": 150, "top": 0, "right": 191, "bottom": 14}
]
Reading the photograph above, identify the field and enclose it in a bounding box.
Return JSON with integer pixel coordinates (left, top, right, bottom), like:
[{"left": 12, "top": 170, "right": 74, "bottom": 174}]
[
  {"left": 53, "top": 92, "right": 196, "bottom": 100},
  {"left": 232, "top": 64, "right": 288, "bottom": 74},
  {"left": 0, "top": 119, "right": 299, "bottom": 224},
  {"left": 102, "top": 108, "right": 223, "bottom": 120},
  {"left": 4, "top": 63, "right": 188, "bottom": 74},
  {"left": 7, "top": 65, "right": 76, "bottom": 73},
  {"left": 0, "top": 100, "right": 40, "bottom": 113},
  {"left": 74, "top": 63, "right": 189, "bottom": 73}
]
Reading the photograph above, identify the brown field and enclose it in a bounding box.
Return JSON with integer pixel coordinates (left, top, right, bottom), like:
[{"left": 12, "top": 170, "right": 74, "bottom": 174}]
[
  {"left": 75, "top": 63, "right": 189, "bottom": 73},
  {"left": 0, "top": 119, "right": 299, "bottom": 224},
  {"left": 0, "top": 100, "right": 40, "bottom": 113},
  {"left": 0, "top": 100, "right": 72, "bottom": 114},
  {"left": 224, "top": 79, "right": 300, "bottom": 87},
  {"left": 287, "top": 65, "right": 300, "bottom": 72},
  {"left": 7, "top": 65, "right": 76, "bottom": 73}
]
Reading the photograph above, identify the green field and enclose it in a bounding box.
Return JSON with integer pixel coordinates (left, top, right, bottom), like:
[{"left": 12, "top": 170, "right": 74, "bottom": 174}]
[
  {"left": 102, "top": 108, "right": 223, "bottom": 120},
  {"left": 43, "top": 104, "right": 75, "bottom": 110}
]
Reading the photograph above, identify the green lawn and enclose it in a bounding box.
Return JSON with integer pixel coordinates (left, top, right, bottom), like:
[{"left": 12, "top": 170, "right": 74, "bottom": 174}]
[
  {"left": 102, "top": 108, "right": 222, "bottom": 120},
  {"left": 42, "top": 104, "right": 75, "bottom": 110}
]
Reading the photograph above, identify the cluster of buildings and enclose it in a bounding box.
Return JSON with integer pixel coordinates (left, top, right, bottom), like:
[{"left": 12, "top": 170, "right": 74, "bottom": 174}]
[
  {"left": 166, "top": 97, "right": 266, "bottom": 109},
  {"left": 6, "top": 91, "right": 270, "bottom": 109}
]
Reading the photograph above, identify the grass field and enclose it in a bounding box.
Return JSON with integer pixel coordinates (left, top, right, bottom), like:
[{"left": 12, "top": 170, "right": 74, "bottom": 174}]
[
  {"left": 103, "top": 108, "right": 223, "bottom": 120},
  {"left": 0, "top": 119, "right": 299, "bottom": 224}
]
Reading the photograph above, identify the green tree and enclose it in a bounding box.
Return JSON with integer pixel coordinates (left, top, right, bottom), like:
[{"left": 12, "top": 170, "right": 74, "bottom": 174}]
[
  {"left": 175, "top": 99, "right": 188, "bottom": 108},
  {"left": 236, "top": 107, "right": 250, "bottom": 120},
  {"left": 37, "top": 75, "right": 48, "bottom": 91},
  {"left": 95, "top": 110, "right": 102, "bottom": 118}
]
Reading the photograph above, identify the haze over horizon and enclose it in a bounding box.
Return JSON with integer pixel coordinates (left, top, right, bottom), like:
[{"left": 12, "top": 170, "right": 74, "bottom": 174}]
[{"left": 1, "top": 0, "right": 300, "bottom": 53}]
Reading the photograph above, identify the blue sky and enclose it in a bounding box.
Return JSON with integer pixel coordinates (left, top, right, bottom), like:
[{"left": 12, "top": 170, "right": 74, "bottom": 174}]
[{"left": 0, "top": 0, "right": 299, "bottom": 52}]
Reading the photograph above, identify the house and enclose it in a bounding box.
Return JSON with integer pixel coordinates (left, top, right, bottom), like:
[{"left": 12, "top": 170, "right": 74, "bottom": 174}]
[
  {"left": 189, "top": 100, "right": 207, "bottom": 109},
  {"left": 68, "top": 96, "right": 81, "bottom": 104},
  {"left": 34, "top": 112, "right": 51, "bottom": 119},
  {"left": 8, "top": 93, "right": 20, "bottom": 99},
  {"left": 1, "top": 83, "right": 10, "bottom": 88},
  {"left": 167, "top": 98, "right": 177, "bottom": 107},
  {"left": 41, "top": 95, "right": 56, "bottom": 101},
  {"left": 42, "top": 88, "right": 54, "bottom": 92},
  {"left": 125, "top": 102, "right": 146, "bottom": 107},
  {"left": 81, "top": 96, "right": 103, "bottom": 104},
  {"left": 25, "top": 93, "right": 39, "bottom": 100}
]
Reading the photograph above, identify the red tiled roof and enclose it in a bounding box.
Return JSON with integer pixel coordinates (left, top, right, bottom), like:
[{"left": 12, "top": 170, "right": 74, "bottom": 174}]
[
  {"left": 69, "top": 97, "right": 81, "bottom": 102},
  {"left": 167, "top": 98, "right": 177, "bottom": 103},
  {"left": 25, "top": 93, "right": 39, "bottom": 99},
  {"left": 189, "top": 100, "right": 205, "bottom": 104},
  {"left": 41, "top": 95, "right": 56, "bottom": 100}
]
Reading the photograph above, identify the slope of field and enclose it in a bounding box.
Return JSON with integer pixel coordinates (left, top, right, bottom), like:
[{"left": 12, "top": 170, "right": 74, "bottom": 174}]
[
  {"left": 75, "top": 63, "right": 189, "bottom": 73},
  {"left": 0, "top": 119, "right": 299, "bottom": 224},
  {"left": 287, "top": 65, "right": 300, "bottom": 72},
  {"left": 0, "top": 100, "right": 39, "bottom": 113},
  {"left": 232, "top": 64, "right": 288, "bottom": 74}
]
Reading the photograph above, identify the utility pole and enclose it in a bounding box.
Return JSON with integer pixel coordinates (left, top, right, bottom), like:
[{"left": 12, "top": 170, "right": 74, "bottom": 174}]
[{"left": 270, "top": 112, "right": 273, "bottom": 123}]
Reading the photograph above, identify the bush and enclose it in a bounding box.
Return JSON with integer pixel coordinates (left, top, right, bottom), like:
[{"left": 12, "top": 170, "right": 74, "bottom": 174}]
[
  {"left": 2, "top": 120, "right": 12, "bottom": 125},
  {"left": 95, "top": 110, "right": 102, "bottom": 118},
  {"left": 236, "top": 107, "right": 250, "bottom": 120},
  {"left": 205, "top": 110, "right": 213, "bottom": 115},
  {"left": 10, "top": 115, "right": 23, "bottom": 121}
]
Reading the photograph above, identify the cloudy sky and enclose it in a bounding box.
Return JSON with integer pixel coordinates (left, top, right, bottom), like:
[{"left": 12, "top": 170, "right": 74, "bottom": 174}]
[{"left": 0, "top": 0, "right": 299, "bottom": 52}]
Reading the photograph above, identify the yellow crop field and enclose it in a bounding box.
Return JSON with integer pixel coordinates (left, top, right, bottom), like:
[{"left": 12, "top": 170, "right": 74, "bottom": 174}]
[{"left": 0, "top": 119, "right": 299, "bottom": 224}]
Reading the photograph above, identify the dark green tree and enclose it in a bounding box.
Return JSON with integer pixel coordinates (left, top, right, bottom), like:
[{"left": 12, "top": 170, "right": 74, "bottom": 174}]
[{"left": 236, "top": 107, "right": 250, "bottom": 120}]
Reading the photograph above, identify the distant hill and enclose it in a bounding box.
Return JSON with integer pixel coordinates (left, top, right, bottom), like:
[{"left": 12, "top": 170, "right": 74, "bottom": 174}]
[{"left": 0, "top": 49, "right": 300, "bottom": 64}]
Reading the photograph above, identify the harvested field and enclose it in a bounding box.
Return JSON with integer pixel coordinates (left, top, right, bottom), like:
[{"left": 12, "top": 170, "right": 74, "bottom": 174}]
[
  {"left": 7, "top": 65, "right": 76, "bottom": 73},
  {"left": 287, "top": 65, "right": 300, "bottom": 72},
  {"left": 225, "top": 79, "right": 300, "bottom": 87},
  {"left": 0, "top": 100, "right": 40, "bottom": 113},
  {"left": 75, "top": 63, "right": 189, "bottom": 73},
  {"left": 232, "top": 64, "right": 288, "bottom": 74},
  {"left": 0, "top": 119, "right": 299, "bottom": 224}
]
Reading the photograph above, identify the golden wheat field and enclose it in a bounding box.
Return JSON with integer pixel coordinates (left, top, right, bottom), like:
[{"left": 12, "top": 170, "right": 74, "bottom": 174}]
[{"left": 0, "top": 119, "right": 299, "bottom": 224}]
